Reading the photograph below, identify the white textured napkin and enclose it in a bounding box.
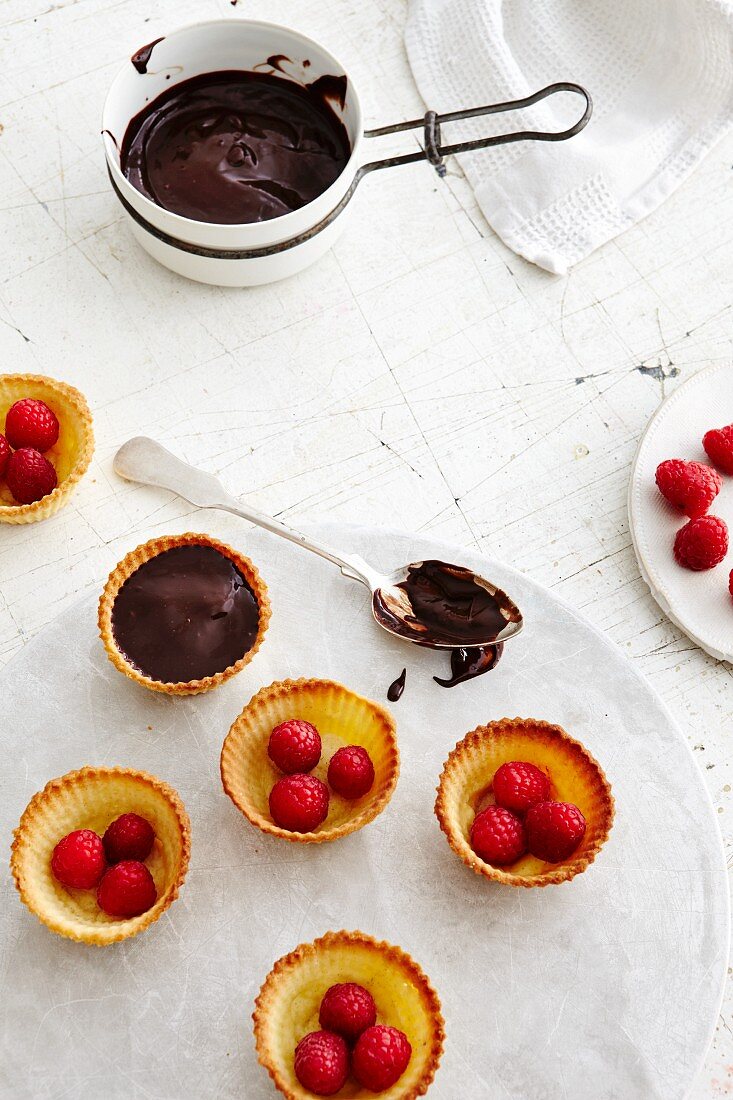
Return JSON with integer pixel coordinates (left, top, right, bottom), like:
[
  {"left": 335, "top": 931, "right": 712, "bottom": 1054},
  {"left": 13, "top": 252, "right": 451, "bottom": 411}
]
[{"left": 405, "top": 0, "right": 733, "bottom": 274}]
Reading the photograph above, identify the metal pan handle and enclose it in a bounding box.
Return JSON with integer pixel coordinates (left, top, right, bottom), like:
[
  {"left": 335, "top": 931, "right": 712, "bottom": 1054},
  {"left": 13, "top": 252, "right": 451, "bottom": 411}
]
[{"left": 362, "top": 82, "right": 592, "bottom": 176}]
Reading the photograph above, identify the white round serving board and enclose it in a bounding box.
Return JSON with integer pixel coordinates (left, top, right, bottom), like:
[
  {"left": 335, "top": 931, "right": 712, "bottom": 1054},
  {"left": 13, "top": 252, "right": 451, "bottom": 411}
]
[
  {"left": 0, "top": 523, "right": 727, "bottom": 1100},
  {"left": 628, "top": 362, "right": 733, "bottom": 661}
]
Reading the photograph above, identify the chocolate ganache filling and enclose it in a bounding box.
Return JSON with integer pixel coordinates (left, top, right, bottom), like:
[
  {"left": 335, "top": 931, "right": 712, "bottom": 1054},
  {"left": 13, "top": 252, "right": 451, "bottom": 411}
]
[
  {"left": 111, "top": 545, "right": 260, "bottom": 683},
  {"left": 120, "top": 69, "right": 351, "bottom": 224},
  {"left": 373, "top": 560, "right": 521, "bottom": 648}
]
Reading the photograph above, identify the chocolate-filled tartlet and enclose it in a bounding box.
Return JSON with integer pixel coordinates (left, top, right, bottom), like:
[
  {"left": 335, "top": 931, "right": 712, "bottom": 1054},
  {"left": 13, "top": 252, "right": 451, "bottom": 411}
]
[{"left": 99, "top": 533, "right": 270, "bottom": 695}]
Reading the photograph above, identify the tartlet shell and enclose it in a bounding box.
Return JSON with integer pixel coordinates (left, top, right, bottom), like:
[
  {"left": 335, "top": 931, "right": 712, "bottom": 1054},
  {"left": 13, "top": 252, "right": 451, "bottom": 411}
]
[
  {"left": 11, "top": 765, "right": 191, "bottom": 945},
  {"left": 0, "top": 373, "right": 94, "bottom": 524},
  {"left": 221, "top": 678, "right": 399, "bottom": 843},
  {"left": 253, "top": 930, "right": 445, "bottom": 1099},
  {"left": 435, "top": 717, "right": 614, "bottom": 887},
  {"left": 98, "top": 531, "right": 271, "bottom": 695}
]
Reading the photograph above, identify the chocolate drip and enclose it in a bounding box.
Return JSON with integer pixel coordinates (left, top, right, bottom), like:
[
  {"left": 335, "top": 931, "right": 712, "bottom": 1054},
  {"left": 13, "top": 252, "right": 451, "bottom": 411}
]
[
  {"left": 120, "top": 69, "right": 350, "bottom": 224},
  {"left": 434, "top": 643, "right": 504, "bottom": 688},
  {"left": 373, "top": 560, "right": 520, "bottom": 647},
  {"left": 131, "top": 37, "right": 164, "bottom": 74},
  {"left": 309, "top": 74, "right": 347, "bottom": 111},
  {"left": 387, "top": 668, "right": 406, "bottom": 701},
  {"left": 111, "top": 545, "right": 260, "bottom": 683}
]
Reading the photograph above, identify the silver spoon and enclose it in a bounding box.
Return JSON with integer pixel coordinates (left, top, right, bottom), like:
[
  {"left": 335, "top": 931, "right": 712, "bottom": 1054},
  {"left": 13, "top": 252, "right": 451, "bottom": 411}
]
[{"left": 113, "top": 437, "right": 524, "bottom": 649}]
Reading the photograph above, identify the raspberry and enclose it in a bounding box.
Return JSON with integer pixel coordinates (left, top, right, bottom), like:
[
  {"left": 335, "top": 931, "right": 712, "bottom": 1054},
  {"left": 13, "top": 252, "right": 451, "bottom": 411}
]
[
  {"left": 268, "top": 719, "right": 322, "bottom": 774},
  {"left": 97, "top": 860, "right": 157, "bottom": 917},
  {"left": 5, "top": 398, "right": 59, "bottom": 452},
  {"left": 703, "top": 424, "right": 733, "bottom": 475},
  {"left": 470, "top": 805, "right": 527, "bottom": 865},
  {"left": 269, "top": 774, "right": 329, "bottom": 832},
  {"left": 674, "top": 515, "right": 728, "bottom": 571},
  {"left": 352, "top": 1025, "right": 412, "bottom": 1092},
  {"left": 103, "top": 813, "right": 155, "bottom": 863},
  {"left": 493, "top": 761, "right": 551, "bottom": 814},
  {"left": 319, "top": 983, "right": 377, "bottom": 1042},
  {"left": 51, "top": 829, "right": 106, "bottom": 890},
  {"left": 294, "top": 1030, "right": 349, "bottom": 1096},
  {"left": 729, "top": 569, "right": 733, "bottom": 598},
  {"left": 655, "top": 459, "right": 721, "bottom": 519},
  {"left": 0, "top": 433, "right": 11, "bottom": 478},
  {"left": 327, "top": 745, "right": 375, "bottom": 799},
  {"left": 6, "top": 447, "right": 57, "bottom": 504},
  {"left": 526, "top": 801, "right": 586, "bottom": 862}
]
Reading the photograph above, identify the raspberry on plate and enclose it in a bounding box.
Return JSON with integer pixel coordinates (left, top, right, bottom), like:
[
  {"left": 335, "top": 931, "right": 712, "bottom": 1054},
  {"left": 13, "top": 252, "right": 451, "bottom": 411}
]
[
  {"left": 5, "top": 447, "right": 57, "bottom": 504},
  {"left": 51, "top": 829, "right": 106, "bottom": 890},
  {"left": 352, "top": 1024, "right": 412, "bottom": 1092},
  {"left": 5, "top": 397, "right": 59, "bottom": 452},
  {"left": 103, "top": 813, "right": 155, "bottom": 863},
  {"left": 97, "top": 860, "right": 157, "bottom": 917},
  {"left": 526, "top": 800, "right": 586, "bottom": 862},
  {"left": 493, "top": 760, "right": 550, "bottom": 814},
  {"left": 294, "top": 1030, "right": 349, "bottom": 1096},
  {"left": 319, "top": 982, "right": 377, "bottom": 1042},
  {"left": 655, "top": 458, "right": 721, "bottom": 519},
  {"left": 269, "top": 774, "right": 329, "bottom": 832},
  {"left": 673, "top": 515, "right": 729, "bottom": 571},
  {"left": 729, "top": 569, "right": 733, "bottom": 598},
  {"left": 327, "top": 745, "right": 375, "bottom": 799},
  {"left": 268, "top": 718, "right": 322, "bottom": 774},
  {"left": 470, "top": 805, "right": 527, "bottom": 865},
  {"left": 703, "top": 424, "right": 733, "bottom": 475},
  {"left": 0, "top": 433, "right": 11, "bottom": 478}
]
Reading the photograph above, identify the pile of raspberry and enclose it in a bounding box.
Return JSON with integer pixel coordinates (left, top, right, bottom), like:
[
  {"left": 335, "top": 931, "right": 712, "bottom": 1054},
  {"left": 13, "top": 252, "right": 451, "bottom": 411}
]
[
  {"left": 470, "top": 761, "right": 586, "bottom": 866},
  {"left": 0, "top": 398, "right": 60, "bottom": 504},
  {"left": 51, "top": 813, "right": 157, "bottom": 918},
  {"left": 655, "top": 422, "right": 733, "bottom": 592},
  {"left": 266, "top": 719, "right": 376, "bottom": 833},
  {"left": 294, "top": 981, "right": 412, "bottom": 1096}
]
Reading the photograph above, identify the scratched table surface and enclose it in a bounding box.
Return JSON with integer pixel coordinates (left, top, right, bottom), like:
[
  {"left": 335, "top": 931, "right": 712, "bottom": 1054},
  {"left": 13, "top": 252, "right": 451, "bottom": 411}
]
[{"left": 0, "top": 0, "right": 731, "bottom": 1097}]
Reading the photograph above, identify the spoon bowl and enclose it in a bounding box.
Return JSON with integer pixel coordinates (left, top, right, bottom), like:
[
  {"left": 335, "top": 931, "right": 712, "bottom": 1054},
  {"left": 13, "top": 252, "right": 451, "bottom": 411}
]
[{"left": 372, "top": 561, "right": 523, "bottom": 648}]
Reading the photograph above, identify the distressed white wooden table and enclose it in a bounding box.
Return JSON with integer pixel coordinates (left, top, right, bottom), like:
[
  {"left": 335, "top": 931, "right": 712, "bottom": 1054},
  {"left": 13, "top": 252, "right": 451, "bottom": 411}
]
[{"left": 0, "top": 0, "right": 730, "bottom": 1096}]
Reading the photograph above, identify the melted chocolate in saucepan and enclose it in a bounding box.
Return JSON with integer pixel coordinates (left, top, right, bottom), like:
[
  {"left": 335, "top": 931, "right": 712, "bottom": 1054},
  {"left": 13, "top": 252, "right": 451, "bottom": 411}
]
[{"left": 120, "top": 68, "right": 350, "bottom": 224}]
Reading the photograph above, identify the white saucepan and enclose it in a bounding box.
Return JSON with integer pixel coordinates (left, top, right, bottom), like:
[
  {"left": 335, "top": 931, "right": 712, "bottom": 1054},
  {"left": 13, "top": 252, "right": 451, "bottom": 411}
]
[{"left": 102, "top": 19, "right": 591, "bottom": 287}]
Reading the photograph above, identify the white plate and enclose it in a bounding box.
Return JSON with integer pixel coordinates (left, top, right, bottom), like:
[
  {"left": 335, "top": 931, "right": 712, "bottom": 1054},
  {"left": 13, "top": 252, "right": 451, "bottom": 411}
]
[
  {"left": 628, "top": 362, "right": 733, "bottom": 661},
  {"left": 0, "top": 523, "right": 727, "bottom": 1100}
]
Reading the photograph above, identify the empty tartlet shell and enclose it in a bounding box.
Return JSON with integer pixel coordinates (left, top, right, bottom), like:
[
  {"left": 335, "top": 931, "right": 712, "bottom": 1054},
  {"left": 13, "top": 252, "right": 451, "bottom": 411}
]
[
  {"left": 0, "top": 373, "right": 94, "bottom": 524},
  {"left": 11, "top": 765, "right": 191, "bottom": 945},
  {"left": 221, "top": 678, "right": 399, "bottom": 844},
  {"left": 98, "top": 531, "right": 271, "bottom": 695},
  {"left": 435, "top": 717, "right": 614, "bottom": 887},
  {"left": 253, "top": 930, "right": 444, "bottom": 1100}
]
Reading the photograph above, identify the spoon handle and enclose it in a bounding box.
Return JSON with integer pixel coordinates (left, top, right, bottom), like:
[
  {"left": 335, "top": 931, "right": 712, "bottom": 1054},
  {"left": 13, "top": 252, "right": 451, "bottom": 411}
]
[{"left": 113, "top": 437, "right": 378, "bottom": 589}]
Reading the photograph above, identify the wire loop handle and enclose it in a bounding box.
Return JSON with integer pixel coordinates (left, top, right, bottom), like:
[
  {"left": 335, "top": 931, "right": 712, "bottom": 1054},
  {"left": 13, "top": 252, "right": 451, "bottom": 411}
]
[{"left": 363, "top": 82, "right": 592, "bottom": 175}]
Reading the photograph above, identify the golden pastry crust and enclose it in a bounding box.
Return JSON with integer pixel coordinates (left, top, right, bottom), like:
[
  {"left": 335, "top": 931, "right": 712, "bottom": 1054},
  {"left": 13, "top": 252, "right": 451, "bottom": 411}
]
[
  {"left": 98, "top": 531, "right": 271, "bottom": 695},
  {"left": 435, "top": 717, "right": 614, "bottom": 887},
  {"left": 0, "top": 373, "right": 94, "bottom": 524},
  {"left": 221, "top": 678, "right": 399, "bottom": 844},
  {"left": 253, "top": 930, "right": 445, "bottom": 1100},
  {"left": 11, "top": 765, "right": 191, "bottom": 945}
]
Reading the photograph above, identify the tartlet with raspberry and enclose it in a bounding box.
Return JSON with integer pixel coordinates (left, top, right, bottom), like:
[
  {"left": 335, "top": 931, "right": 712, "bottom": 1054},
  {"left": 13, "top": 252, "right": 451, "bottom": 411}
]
[
  {"left": 0, "top": 373, "right": 93, "bottom": 524},
  {"left": 253, "top": 931, "right": 444, "bottom": 1099},
  {"left": 11, "top": 766, "right": 190, "bottom": 944},
  {"left": 435, "top": 718, "right": 614, "bottom": 887},
  {"left": 221, "top": 679, "right": 399, "bottom": 843},
  {"left": 98, "top": 532, "right": 270, "bottom": 695}
]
